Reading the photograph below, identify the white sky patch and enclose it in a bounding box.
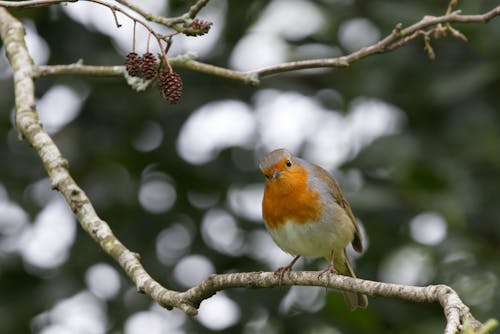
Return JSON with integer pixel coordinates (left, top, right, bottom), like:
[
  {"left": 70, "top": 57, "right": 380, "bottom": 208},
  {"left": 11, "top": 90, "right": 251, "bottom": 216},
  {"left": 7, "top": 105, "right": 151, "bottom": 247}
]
[
  {"left": 37, "top": 85, "right": 86, "bottom": 134},
  {"left": 20, "top": 196, "right": 76, "bottom": 270},
  {"left": 246, "top": 230, "right": 295, "bottom": 270},
  {"left": 280, "top": 286, "right": 326, "bottom": 314},
  {"left": 176, "top": 100, "right": 256, "bottom": 164},
  {"left": 201, "top": 208, "right": 245, "bottom": 256},
  {"left": 227, "top": 183, "right": 263, "bottom": 222},
  {"left": 252, "top": 0, "right": 326, "bottom": 41},
  {"left": 170, "top": 0, "right": 227, "bottom": 59},
  {"left": 132, "top": 121, "right": 164, "bottom": 152},
  {"left": 124, "top": 311, "right": 170, "bottom": 334},
  {"left": 255, "top": 90, "right": 324, "bottom": 153},
  {"left": 338, "top": 18, "right": 381, "bottom": 53},
  {"left": 348, "top": 97, "right": 404, "bottom": 151},
  {"left": 187, "top": 191, "right": 220, "bottom": 209},
  {"left": 230, "top": 0, "right": 325, "bottom": 71},
  {"left": 229, "top": 33, "right": 288, "bottom": 71},
  {"left": 24, "top": 20, "right": 50, "bottom": 65},
  {"left": 303, "top": 112, "right": 351, "bottom": 169},
  {"left": 63, "top": 1, "right": 168, "bottom": 55},
  {"left": 197, "top": 292, "right": 241, "bottom": 331},
  {"left": 173, "top": 254, "right": 215, "bottom": 288},
  {"left": 138, "top": 172, "right": 176, "bottom": 214},
  {"left": 305, "top": 97, "right": 404, "bottom": 170},
  {"left": 63, "top": 0, "right": 224, "bottom": 58},
  {"left": 156, "top": 223, "right": 193, "bottom": 265},
  {"left": 85, "top": 263, "right": 121, "bottom": 300},
  {"left": 378, "top": 246, "right": 435, "bottom": 286},
  {"left": 36, "top": 291, "right": 107, "bottom": 334},
  {"left": 124, "top": 305, "right": 186, "bottom": 334},
  {"left": 25, "top": 178, "right": 53, "bottom": 208},
  {"left": 0, "top": 188, "right": 30, "bottom": 254},
  {"left": 410, "top": 212, "right": 448, "bottom": 245}
]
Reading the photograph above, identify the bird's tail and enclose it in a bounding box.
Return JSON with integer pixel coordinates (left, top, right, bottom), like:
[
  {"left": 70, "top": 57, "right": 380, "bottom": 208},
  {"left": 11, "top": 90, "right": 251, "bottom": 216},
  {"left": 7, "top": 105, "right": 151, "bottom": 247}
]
[{"left": 337, "top": 249, "right": 368, "bottom": 310}]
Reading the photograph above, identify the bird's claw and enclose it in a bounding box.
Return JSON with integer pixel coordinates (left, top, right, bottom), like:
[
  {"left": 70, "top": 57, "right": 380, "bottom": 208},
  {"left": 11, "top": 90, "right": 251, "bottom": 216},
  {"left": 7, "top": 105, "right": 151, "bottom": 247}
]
[
  {"left": 274, "top": 255, "right": 300, "bottom": 285},
  {"left": 274, "top": 265, "right": 293, "bottom": 285},
  {"left": 318, "top": 264, "right": 337, "bottom": 288}
]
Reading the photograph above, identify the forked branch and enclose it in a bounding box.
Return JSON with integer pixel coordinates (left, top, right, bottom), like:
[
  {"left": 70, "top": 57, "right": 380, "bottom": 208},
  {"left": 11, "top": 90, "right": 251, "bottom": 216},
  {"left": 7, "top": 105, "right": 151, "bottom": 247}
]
[
  {"left": 23, "top": 3, "right": 500, "bottom": 85},
  {"left": 0, "top": 3, "right": 498, "bottom": 334}
]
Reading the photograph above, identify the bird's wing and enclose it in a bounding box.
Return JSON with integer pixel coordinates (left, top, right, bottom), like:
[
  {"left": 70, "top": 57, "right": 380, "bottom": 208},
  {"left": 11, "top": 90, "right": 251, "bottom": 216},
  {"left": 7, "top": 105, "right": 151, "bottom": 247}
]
[{"left": 312, "top": 165, "right": 363, "bottom": 252}]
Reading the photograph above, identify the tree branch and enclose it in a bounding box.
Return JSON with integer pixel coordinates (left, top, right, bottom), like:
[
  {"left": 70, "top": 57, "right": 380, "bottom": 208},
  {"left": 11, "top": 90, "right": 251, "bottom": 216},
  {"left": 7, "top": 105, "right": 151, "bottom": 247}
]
[
  {"left": 33, "top": 62, "right": 124, "bottom": 78},
  {"left": 26, "top": 4, "right": 500, "bottom": 85},
  {"left": 0, "top": 0, "right": 76, "bottom": 7},
  {"left": 0, "top": 0, "right": 212, "bottom": 34},
  {"left": 1, "top": 4, "right": 498, "bottom": 334},
  {"left": 253, "top": 6, "right": 500, "bottom": 77},
  {"left": 116, "top": 0, "right": 211, "bottom": 27},
  {"left": 177, "top": 271, "right": 489, "bottom": 334},
  {"left": 0, "top": 3, "right": 188, "bottom": 316},
  {"left": 33, "top": 54, "right": 260, "bottom": 85}
]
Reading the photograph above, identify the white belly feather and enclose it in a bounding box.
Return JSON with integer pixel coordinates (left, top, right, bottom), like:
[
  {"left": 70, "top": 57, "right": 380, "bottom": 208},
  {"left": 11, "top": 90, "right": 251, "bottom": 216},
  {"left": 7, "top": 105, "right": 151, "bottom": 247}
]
[{"left": 265, "top": 202, "right": 355, "bottom": 259}]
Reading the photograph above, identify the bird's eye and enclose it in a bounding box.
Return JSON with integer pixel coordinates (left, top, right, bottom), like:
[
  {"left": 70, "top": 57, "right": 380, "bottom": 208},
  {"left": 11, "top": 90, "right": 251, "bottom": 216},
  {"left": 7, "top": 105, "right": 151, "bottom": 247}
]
[{"left": 285, "top": 160, "right": 292, "bottom": 167}]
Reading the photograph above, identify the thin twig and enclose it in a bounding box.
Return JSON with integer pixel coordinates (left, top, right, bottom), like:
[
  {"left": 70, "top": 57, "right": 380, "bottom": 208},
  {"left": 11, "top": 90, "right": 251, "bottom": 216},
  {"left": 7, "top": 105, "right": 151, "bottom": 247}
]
[
  {"left": 30, "top": 3, "right": 500, "bottom": 85},
  {"left": 0, "top": 0, "right": 170, "bottom": 62},
  {"left": 84, "top": 0, "right": 168, "bottom": 59},
  {"left": 3, "top": 0, "right": 498, "bottom": 80},
  {"left": 110, "top": 7, "right": 121, "bottom": 28},
  {"left": 146, "top": 31, "right": 151, "bottom": 53},
  {"left": 114, "top": 0, "right": 211, "bottom": 33},
  {"left": 1, "top": 0, "right": 212, "bottom": 34},
  {"left": 187, "top": 0, "right": 210, "bottom": 19},
  {"left": 254, "top": 6, "right": 500, "bottom": 77},
  {"left": 0, "top": 0, "right": 75, "bottom": 7},
  {"left": 33, "top": 63, "right": 124, "bottom": 78},
  {"left": 446, "top": 0, "right": 458, "bottom": 15},
  {"left": 113, "top": 0, "right": 177, "bottom": 26},
  {"left": 33, "top": 55, "right": 260, "bottom": 85},
  {"left": 38, "top": 4, "right": 486, "bottom": 82},
  {"left": 131, "top": 20, "right": 136, "bottom": 51}
]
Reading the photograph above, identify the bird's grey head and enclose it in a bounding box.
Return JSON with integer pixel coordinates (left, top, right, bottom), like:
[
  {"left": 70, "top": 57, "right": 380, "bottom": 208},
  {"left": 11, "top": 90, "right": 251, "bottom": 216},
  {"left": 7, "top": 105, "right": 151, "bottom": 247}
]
[
  {"left": 259, "top": 148, "right": 292, "bottom": 170},
  {"left": 259, "top": 148, "right": 296, "bottom": 180}
]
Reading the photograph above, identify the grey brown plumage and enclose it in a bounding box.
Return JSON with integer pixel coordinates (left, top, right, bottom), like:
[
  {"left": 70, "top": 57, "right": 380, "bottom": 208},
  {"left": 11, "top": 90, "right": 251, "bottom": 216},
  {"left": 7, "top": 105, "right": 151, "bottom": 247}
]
[{"left": 260, "top": 148, "right": 368, "bottom": 310}]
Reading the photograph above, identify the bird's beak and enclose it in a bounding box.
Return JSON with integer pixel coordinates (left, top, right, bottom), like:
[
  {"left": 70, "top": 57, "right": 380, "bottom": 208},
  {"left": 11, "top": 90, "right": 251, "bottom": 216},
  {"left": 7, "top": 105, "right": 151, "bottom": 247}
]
[{"left": 271, "top": 170, "right": 282, "bottom": 179}]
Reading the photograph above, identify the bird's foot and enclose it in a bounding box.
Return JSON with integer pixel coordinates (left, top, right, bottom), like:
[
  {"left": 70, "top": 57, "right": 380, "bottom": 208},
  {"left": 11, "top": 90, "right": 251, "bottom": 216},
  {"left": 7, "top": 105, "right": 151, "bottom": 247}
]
[
  {"left": 318, "top": 264, "right": 338, "bottom": 288},
  {"left": 319, "top": 250, "right": 338, "bottom": 288},
  {"left": 274, "top": 265, "right": 293, "bottom": 285},
  {"left": 274, "top": 255, "right": 300, "bottom": 285}
]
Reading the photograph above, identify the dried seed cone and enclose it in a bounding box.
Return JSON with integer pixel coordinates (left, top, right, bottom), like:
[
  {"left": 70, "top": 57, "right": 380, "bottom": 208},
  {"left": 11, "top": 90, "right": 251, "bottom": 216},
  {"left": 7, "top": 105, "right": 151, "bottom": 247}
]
[
  {"left": 141, "top": 52, "right": 158, "bottom": 80},
  {"left": 125, "top": 51, "right": 141, "bottom": 77},
  {"left": 158, "top": 71, "right": 183, "bottom": 104},
  {"left": 183, "top": 19, "right": 213, "bottom": 36}
]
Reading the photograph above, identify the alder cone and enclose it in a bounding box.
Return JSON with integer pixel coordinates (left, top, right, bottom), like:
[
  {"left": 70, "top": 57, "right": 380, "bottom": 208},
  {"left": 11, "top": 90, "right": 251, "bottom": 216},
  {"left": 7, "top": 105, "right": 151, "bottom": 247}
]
[
  {"left": 157, "top": 71, "right": 183, "bottom": 104},
  {"left": 141, "top": 52, "right": 158, "bottom": 80},
  {"left": 183, "top": 19, "right": 213, "bottom": 36},
  {"left": 124, "top": 51, "right": 141, "bottom": 77}
]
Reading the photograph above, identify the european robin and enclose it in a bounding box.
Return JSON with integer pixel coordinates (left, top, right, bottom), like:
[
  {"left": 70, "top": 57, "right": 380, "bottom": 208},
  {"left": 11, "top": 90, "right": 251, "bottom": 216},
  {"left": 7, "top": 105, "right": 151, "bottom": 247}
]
[{"left": 259, "top": 148, "right": 368, "bottom": 310}]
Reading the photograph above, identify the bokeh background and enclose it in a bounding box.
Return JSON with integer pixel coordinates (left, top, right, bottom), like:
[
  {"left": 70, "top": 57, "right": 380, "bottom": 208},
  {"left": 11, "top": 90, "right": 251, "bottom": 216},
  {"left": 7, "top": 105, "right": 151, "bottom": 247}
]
[{"left": 1, "top": 0, "right": 500, "bottom": 333}]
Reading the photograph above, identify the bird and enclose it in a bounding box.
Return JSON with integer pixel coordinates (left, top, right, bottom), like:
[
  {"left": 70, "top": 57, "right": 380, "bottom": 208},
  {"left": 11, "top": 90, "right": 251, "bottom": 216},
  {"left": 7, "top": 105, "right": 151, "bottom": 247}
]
[{"left": 259, "top": 148, "right": 368, "bottom": 310}]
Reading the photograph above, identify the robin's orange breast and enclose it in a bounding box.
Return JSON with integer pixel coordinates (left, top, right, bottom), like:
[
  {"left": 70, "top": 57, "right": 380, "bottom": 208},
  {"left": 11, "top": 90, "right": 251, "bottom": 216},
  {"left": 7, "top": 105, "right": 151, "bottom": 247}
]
[{"left": 262, "top": 166, "right": 324, "bottom": 229}]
